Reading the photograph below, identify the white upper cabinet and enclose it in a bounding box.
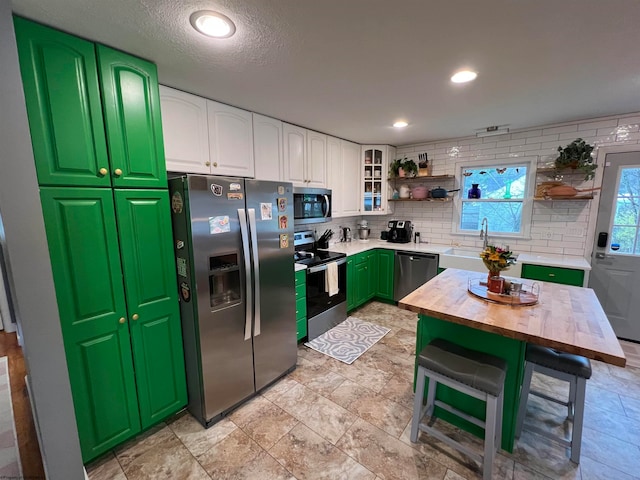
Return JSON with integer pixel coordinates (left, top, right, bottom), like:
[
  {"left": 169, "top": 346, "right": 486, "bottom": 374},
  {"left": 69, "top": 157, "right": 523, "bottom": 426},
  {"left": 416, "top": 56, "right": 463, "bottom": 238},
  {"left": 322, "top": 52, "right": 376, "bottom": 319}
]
[
  {"left": 159, "top": 86, "right": 255, "bottom": 177},
  {"left": 159, "top": 86, "right": 209, "bottom": 173},
  {"left": 283, "top": 123, "right": 307, "bottom": 186},
  {"left": 328, "top": 138, "right": 361, "bottom": 218},
  {"left": 341, "top": 140, "right": 361, "bottom": 216},
  {"left": 306, "top": 131, "right": 327, "bottom": 188},
  {"left": 207, "top": 100, "right": 255, "bottom": 178},
  {"left": 361, "top": 145, "right": 395, "bottom": 215},
  {"left": 252, "top": 113, "right": 283, "bottom": 182}
]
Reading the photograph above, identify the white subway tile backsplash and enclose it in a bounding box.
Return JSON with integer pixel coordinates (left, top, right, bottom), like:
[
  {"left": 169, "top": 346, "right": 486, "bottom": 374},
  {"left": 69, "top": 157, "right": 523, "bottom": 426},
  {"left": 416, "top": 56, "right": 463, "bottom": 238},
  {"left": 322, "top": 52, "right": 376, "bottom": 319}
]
[
  {"left": 543, "top": 125, "right": 578, "bottom": 135},
  {"left": 579, "top": 119, "right": 618, "bottom": 130},
  {"left": 511, "top": 129, "right": 543, "bottom": 140}
]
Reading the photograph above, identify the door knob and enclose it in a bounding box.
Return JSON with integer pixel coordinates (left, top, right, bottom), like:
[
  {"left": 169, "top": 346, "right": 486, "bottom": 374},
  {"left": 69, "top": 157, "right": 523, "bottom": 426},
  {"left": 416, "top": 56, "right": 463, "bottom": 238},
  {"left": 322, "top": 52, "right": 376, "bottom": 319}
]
[
  {"left": 119, "top": 317, "right": 126, "bottom": 324},
  {"left": 205, "top": 161, "right": 211, "bottom": 167},
  {"left": 132, "top": 313, "right": 139, "bottom": 320},
  {"left": 213, "top": 162, "right": 218, "bottom": 167},
  {"left": 114, "top": 168, "right": 123, "bottom": 176},
  {"left": 99, "top": 167, "right": 108, "bottom": 176}
]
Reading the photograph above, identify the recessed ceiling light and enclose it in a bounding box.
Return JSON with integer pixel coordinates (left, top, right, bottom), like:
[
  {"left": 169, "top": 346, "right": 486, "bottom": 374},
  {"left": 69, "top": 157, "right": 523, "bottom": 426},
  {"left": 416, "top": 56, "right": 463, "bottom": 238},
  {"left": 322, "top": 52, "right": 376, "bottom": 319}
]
[
  {"left": 451, "top": 70, "right": 477, "bottom": 83},
  {"left": 190, "top": 11, "right": 236, "bottom": 38},
  {"left": 393, "top": 121, "right": 409, "bottom": 128}
]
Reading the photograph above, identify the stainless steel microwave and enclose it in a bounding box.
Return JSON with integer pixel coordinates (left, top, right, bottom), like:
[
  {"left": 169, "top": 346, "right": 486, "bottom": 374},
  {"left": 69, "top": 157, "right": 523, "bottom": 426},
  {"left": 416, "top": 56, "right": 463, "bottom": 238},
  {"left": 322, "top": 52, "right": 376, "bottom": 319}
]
[{"left": 293, "top": 187, "right": 332, "bottom": 225}]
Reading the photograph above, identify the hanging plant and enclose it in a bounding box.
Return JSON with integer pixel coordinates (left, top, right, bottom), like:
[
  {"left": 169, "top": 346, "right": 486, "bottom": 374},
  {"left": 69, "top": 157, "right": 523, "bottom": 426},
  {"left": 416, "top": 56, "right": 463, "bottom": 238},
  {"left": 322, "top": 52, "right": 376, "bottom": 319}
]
[{"left": 555, "top": 138, "right": 597, "bottom": 180}]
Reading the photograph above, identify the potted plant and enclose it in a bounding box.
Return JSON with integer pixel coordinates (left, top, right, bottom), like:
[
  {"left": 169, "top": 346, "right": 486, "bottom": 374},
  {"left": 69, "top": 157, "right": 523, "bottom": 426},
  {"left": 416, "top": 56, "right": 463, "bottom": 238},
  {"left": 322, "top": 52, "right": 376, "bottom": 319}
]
[
  {"left": 554, "top": 138, "right": 597, "bottom": 180},
  {"left": 389, "top": 157, "right": 418, "bottom": 178}
]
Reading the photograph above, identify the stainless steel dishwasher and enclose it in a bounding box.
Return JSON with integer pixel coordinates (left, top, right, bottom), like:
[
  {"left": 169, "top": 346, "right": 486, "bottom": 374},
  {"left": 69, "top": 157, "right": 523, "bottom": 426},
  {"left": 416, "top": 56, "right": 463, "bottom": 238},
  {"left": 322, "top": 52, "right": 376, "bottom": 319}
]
[{"left": 394, "top": 251, "right": 439, "bottom": 301}]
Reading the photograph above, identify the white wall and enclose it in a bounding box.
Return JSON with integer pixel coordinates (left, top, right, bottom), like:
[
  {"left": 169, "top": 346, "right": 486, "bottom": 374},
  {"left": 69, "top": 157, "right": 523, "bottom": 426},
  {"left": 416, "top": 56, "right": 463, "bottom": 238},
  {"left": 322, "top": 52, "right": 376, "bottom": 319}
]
[
  {"left": 364, "top": 112, "right": 640, "bottom": 257},
  {"left": 0, "top": 2, "right": 84, "bottom": 477}
]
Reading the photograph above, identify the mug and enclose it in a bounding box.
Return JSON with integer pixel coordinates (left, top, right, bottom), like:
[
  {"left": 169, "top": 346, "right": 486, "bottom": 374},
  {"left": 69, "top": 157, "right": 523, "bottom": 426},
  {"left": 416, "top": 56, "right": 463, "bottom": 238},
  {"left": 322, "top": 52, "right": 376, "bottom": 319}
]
[{"left": 487, "top": 276, "right": 504, "bottom": 294}]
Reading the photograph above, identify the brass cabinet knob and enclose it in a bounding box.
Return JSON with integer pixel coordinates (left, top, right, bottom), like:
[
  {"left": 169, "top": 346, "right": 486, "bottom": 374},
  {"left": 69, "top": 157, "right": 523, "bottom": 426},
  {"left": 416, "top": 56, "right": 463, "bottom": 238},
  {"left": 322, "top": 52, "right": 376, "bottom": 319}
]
[
  {"left": 132, "top": 313, "right": 139, "bottom": 320},
  {"left": 114, "top": 168, "right": 123, "bottom": 176},
  {"left": 205, "top": 161, "right": 211, "bottom": 167},
  {"left": 119, "top": 317, "right": 126, "bottom": 324},
  {"left": 213, "top": 162, "right": 218, "bottom": 167},
  {"left": 99, "top": 167, "right": 108, "bottom": 176}
]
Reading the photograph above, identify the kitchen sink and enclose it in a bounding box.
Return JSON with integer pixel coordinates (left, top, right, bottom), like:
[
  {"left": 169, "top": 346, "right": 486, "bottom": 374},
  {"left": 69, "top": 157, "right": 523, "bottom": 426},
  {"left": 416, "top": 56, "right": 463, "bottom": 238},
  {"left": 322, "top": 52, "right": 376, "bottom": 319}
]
[{"left": 440, "top": 247, "right": 523, "bottom": 276}]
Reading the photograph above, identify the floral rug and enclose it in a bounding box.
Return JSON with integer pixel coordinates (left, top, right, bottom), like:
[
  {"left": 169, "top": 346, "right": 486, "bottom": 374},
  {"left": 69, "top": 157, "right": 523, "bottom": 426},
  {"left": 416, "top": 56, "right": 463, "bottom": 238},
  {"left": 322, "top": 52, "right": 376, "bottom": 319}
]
[
  {"left": 0, "top": 356, "right": 21, "bottom": 478},
  {"left": 304, "top": 317, "right": 390, "bottom": 364}
]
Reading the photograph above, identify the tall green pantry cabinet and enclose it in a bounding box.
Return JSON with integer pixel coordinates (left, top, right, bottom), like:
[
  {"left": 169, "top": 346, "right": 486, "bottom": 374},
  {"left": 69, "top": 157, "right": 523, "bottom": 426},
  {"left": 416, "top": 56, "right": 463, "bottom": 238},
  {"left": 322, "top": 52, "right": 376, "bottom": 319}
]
[{"left": 15, "top": 17, "right": 186, "bottom": 462}]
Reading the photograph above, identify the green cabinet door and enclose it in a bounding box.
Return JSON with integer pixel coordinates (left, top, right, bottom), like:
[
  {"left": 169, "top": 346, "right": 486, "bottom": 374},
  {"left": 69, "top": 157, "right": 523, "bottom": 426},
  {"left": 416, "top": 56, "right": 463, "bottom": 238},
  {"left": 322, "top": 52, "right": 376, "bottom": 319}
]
[
  {"left": 114, "top": 190, "right": 186, "bottom": 428},
  {"left": 376, "top": 249, "right": 394, "bottom": 300},
  {"left": 366, "top": 250, "right": 378, "bottom": 300},
  {"left": 346, "top": 257, "right": 356, "bottom": 311},
  {"left": 521, "top": 264, "right": 585, "bottom": 286},
  {"left": 355, "top": 261, "right": 370, "bottom": 307},
  {"left": 39, "top": 187, "right": 140, "bottom": 461},
  {"left": 98, "top": 45, "right": 167, "bottom": 188},
  {"left": 14, "top": 18, "right": 111, "bottom": 187}
]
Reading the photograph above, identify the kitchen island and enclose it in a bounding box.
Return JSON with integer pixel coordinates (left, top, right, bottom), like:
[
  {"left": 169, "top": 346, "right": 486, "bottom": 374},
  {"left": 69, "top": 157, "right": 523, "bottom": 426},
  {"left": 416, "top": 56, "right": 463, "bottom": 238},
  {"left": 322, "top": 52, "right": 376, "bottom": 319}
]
[{"left": 398, "top": 268, "right": 625, "bottom": 452}]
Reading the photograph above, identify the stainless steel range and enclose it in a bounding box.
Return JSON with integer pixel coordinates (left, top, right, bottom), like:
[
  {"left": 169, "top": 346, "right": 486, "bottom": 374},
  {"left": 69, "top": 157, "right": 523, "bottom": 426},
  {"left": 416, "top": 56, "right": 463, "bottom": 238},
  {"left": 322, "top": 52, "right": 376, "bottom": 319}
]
[{"left": 294, "top": 230, "right": 347, "bottom": 340}]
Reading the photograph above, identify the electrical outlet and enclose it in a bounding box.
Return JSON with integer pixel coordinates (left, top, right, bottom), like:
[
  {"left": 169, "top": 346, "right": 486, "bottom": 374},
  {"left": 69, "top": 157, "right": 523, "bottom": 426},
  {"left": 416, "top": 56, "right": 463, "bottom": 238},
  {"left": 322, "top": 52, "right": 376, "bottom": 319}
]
[{"left": 541, "top": 229, "right": 554, "bottom": 240}]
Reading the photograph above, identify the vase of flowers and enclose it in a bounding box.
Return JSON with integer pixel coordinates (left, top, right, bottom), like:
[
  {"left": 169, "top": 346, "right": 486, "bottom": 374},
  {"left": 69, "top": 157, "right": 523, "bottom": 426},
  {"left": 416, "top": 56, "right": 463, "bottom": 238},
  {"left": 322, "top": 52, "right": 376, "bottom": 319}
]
[{"left": 479, "top": 245, "right": 516, "bottom": 289}]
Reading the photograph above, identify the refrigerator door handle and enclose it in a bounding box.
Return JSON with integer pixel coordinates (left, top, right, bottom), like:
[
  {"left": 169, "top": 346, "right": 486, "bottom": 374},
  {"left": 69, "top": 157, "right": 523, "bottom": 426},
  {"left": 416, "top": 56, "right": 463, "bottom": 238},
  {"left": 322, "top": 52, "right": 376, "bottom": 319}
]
[
  {"left": 247, "top": 208, "right": 261, "bottom": 336},
  {"left": 238, "top": 208, "right": 253, "bottom": 341}
]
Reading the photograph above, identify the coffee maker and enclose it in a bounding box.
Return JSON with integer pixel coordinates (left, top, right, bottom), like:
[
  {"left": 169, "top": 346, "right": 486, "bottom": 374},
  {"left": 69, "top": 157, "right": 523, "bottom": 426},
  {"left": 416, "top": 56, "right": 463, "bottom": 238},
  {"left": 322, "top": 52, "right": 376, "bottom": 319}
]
[{"left": 386, "top": 220, "right": 412, "bottom": 243}]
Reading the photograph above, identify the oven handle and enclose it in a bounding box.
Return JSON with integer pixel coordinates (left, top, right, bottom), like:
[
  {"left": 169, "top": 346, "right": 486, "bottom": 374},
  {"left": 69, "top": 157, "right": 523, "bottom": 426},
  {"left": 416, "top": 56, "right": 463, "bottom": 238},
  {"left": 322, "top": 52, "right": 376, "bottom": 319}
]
[
  {"left": 307, "top": 257, "right": 346, "bottom": 274},
  {"left": 238, "top": 208, "right": 253, "bottom": 341},
  {"left": 323, "top": 194, "right": 330, "bottom": 218}
]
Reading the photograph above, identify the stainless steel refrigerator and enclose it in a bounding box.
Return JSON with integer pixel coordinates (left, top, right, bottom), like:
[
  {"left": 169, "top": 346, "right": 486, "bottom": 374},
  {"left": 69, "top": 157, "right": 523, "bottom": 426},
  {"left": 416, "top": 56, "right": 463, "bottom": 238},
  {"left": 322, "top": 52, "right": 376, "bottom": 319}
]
[{"left": 169, "top": 174, "right": 296, "bottom": 427}]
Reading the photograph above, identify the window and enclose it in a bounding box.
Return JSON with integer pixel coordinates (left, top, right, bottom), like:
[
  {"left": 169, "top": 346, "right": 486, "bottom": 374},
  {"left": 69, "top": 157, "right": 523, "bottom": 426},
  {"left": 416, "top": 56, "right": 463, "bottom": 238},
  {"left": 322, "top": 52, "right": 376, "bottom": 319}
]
[
  {"left": 609, "top": 166, "right": 640, "bottom": 254},
  {"left": 453, "top": 158, "right": 535, "bottom": 237}
]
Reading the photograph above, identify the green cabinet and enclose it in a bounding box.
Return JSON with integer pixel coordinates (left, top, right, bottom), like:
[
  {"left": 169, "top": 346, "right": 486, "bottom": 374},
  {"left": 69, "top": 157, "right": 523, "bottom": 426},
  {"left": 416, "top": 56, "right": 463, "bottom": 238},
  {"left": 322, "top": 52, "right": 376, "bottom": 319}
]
[
  {"left": 295, "top": 269, "right": 307, "bottom": 340},
  {"left": 40, "top": 188, "right": 186, "bottom": 461},
  {"left": 15, "top": 18, "right": 166, "bottom": 188},
  {"left": 365, "top": 250, "right": 378, "bottom": 300},
  {"left": 376, "top": 249, "right": 394, "bottom": 300},
  {"left": 18, "top": 18, "right": 184, "bottom": 463},
  {"left": 521, "top": 264, "right": 584, "bottom": 287},
  {"left": 347, "top": 257, "right": 356, "bottom": 311}
]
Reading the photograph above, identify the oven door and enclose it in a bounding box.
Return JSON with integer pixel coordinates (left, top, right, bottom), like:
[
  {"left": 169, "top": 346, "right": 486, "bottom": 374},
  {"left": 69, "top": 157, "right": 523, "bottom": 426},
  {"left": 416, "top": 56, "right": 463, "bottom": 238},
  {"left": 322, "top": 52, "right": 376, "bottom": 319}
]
[
  {"left": 293, "top": 188, "right": 331, "bottom": 225},
  {"left": 305, "top": 258, "right": 346, "bottom": 319}
]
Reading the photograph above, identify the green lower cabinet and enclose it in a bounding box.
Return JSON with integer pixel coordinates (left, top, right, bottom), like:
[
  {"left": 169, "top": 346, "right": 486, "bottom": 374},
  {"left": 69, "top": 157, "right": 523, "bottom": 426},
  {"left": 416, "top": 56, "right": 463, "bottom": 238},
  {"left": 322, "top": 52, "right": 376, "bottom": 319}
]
[
  {"left": 40, "top": 187, "right": 186, "bottom": 462},
  {"left": 295, "top": 270, "right": 307, "bottom": 341},
  {"left": 366, "top": 251, "right": 378, "bottom": 300},
  {"left": 346, "top": 257, "right": 356, "bottom": 311},
  {"left": 416, "top": 315, "right": 526, "bottom": 452},
  {"left": 521, "top": 264, "right": 584, "bottom": 286},
  {"left": 376, "top": 249, "right": 394, "bottom": 300}
]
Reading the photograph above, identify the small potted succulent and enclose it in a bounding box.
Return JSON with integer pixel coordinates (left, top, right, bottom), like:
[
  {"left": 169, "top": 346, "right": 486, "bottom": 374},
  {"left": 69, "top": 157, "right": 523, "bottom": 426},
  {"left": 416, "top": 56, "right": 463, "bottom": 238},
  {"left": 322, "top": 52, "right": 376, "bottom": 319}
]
[
  {"left": 554, "top": 138, "right": 597, "bottom": 180},
  {"left": 389, "top": 157, "right": 418, "bottom": 178}
]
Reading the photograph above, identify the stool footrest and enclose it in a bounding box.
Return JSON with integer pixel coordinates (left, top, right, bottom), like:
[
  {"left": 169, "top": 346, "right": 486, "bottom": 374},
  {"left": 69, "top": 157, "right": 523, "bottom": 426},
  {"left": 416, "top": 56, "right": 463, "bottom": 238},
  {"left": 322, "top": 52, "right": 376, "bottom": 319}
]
[
  {"left": 522, "top": 422, "right": 571, "bottom": 448},
  {"left": 530, "top": 388, "right": 569, "bottom": 407},
  {"left": 418, "top": 422, "right": 483, "bottom": 465},
  {"left": 434, "top": 399, "right": 486, "bottom": 430}
]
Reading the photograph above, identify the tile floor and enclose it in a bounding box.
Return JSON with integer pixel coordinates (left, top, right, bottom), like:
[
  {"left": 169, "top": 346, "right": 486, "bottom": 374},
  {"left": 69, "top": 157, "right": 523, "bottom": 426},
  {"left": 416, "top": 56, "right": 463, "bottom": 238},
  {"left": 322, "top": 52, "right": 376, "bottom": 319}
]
[{"left": 86, "top": 301, "right": 640, "bottom": 480}]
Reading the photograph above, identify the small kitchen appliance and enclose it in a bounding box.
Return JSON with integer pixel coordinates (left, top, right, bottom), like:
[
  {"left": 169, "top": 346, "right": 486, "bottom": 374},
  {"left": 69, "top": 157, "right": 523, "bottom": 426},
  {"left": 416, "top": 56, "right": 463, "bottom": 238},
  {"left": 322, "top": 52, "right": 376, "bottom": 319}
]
[
  {"left": 357, "top": 219, "right": 370, "bottom": 241},
  {"left": 386, "top": 220, "right": 413, "bottom": 243}
]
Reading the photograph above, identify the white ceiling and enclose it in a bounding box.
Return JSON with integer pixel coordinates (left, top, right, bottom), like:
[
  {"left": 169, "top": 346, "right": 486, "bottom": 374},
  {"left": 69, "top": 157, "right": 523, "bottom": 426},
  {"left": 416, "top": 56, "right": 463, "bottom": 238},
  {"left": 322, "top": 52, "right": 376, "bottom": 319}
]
[{"left": 10, "top": 0, "right": 640, "bottom": 146}]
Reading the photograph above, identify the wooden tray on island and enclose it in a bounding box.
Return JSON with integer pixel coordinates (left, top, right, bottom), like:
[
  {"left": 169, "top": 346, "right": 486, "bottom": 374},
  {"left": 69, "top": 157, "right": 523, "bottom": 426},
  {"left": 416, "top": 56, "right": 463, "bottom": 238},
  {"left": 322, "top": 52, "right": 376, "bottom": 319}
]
[{"left": 467, "top": 279, "right": 539, "bottom": 306}]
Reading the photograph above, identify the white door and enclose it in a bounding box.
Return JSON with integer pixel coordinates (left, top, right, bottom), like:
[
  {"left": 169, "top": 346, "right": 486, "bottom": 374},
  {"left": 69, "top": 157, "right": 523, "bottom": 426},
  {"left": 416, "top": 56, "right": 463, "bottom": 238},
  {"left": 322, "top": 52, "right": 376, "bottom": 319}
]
[
  {"left": 252, "top": 113, "right": 283, "bottom": 181},
  {"left": 159, "top": 86, "right": 209, "bottom": 174},
  {"left": 283, "top": 123, "right": 306, "bottom": 186},
  {"left": 589, "top": 150, "right": 640, "bottom": 341},
  {"left": 306, "top": 131, "right": 327, "bottom": 188},
  {"left": 341, "top": 140, "right": 361, "bottom": 216},
  {"left": 207, "top": 100, "right": 255, "bottom": 178}
]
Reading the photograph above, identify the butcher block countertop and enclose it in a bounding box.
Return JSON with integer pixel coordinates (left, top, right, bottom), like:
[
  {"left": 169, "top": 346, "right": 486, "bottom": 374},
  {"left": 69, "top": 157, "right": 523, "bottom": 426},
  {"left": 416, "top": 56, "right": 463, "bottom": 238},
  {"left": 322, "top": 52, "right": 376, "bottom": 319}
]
[{"left": 398, "top": 268, "right": 626, "bottom": 367}]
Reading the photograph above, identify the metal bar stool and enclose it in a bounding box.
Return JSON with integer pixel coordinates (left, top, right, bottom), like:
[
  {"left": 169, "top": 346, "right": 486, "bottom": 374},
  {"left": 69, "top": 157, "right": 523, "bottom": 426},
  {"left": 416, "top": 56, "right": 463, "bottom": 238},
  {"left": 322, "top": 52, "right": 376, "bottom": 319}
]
[
  {"left": 515, "top": 344, "right": 592, "bottom": 463},
  {"left": 410, "top": 338, "right": 507, "bottom": 480}
]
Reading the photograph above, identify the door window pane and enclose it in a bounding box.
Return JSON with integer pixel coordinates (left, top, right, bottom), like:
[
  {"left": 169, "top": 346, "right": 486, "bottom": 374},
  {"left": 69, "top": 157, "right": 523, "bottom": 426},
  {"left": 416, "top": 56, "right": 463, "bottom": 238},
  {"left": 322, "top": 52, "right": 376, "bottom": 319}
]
[{"left": 610, "top": 167, "right": 640, "bottom": 254}]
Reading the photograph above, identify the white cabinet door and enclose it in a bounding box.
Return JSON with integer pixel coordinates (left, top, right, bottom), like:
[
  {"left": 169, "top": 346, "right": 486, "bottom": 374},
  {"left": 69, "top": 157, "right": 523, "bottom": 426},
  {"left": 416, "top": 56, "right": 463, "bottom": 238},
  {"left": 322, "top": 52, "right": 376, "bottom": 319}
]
[
  {"left": 341, "top": 140, "right": 361, "bottom": 216},
  {"left": 252, "top": 113, "right": 283, "bottom": 181},
  {"left": 327, "top": 136, "right": 343, "bottom": 216},
  {"left": 159, "top": 86, "right": 209, "bottom": 174},
  {"left": 283, "top": 123, "right": 306, "bottom": 187},
  {"left": 207, "top": 100, "right": 255, "bottom": 178},
  {"left": 306, "top": 130, "right": 327, "bottom": 188}
]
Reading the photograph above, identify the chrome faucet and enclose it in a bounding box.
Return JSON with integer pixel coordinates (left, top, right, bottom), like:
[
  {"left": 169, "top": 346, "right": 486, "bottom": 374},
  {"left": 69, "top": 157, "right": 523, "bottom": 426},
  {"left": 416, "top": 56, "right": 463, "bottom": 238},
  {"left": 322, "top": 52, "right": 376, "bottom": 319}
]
[{"left": 480, "top": 217, "right": 489, "bottom": 249}]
